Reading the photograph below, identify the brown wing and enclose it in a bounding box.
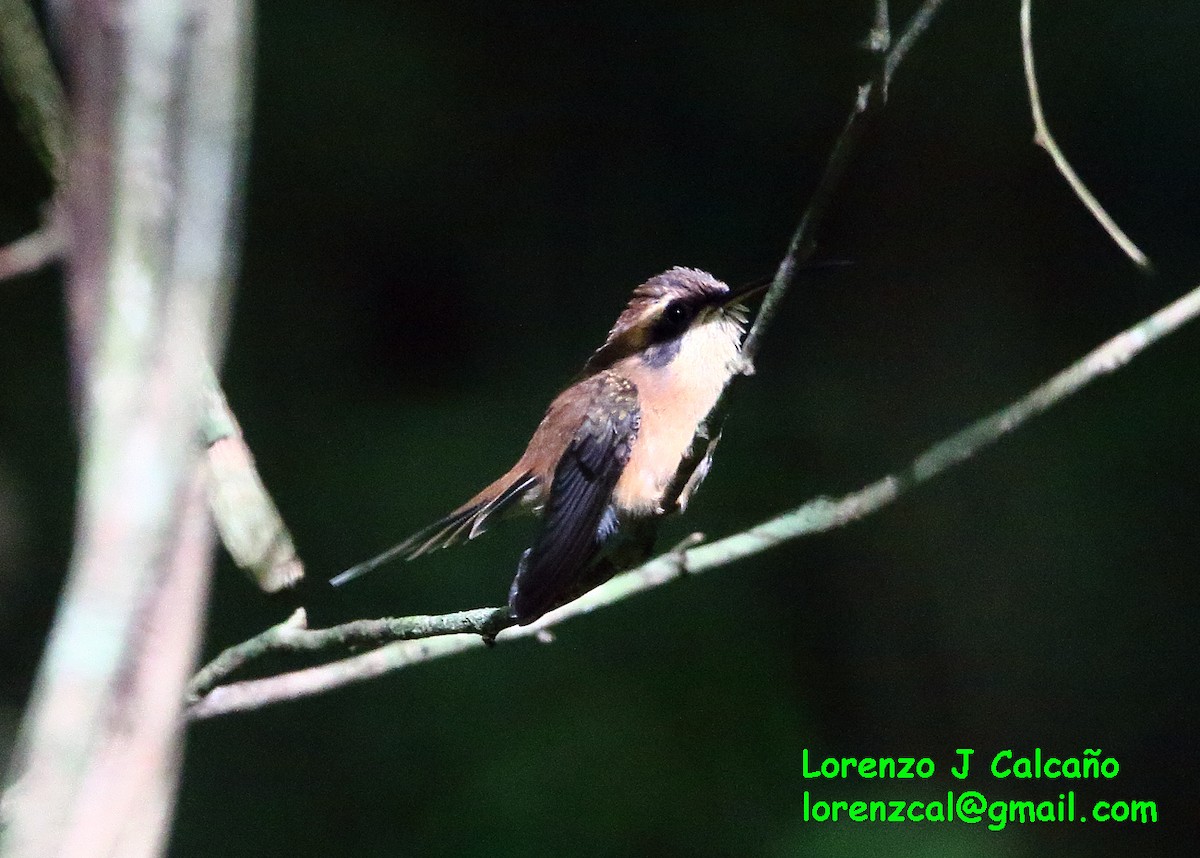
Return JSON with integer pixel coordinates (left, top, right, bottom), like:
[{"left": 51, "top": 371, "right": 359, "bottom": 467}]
[{"left": 507, "top": 372, "right": 639, "bottom": 623}]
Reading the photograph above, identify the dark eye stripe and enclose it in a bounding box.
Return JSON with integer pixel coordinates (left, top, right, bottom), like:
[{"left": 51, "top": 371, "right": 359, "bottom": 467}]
[{"left": 652, "top": 299, "right": 695, "bottom": 342}]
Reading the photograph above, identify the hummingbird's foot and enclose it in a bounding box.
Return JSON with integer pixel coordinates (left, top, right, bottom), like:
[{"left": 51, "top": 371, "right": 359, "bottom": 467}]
[
  {"left": 478, "top": 606, "right": 512, "bottom": 647},
  {"left": 673, "top": 430, "right": 721, "bottom": 513},
  {"left": 667, "top": 532, "right": 705, "bottom": 577}
]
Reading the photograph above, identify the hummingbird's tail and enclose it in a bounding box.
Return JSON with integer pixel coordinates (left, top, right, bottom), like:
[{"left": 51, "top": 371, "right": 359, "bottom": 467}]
[{"left": 329, "top": 471, "right": 539, "bottom": 586}]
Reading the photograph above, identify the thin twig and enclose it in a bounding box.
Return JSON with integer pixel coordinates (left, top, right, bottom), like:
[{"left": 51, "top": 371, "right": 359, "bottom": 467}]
[
  {"left": 663, "top": 0, "right": 948, "bottom": 514},
  {"left": 883, "top": 0, "right": 945, "bottom": 95},
  {"left": 1020, "top": 0, "right": 1152, "bottom": 272},
  {"left": 0, "top": 212, "right": 65, "bottom": 282},
  {"left": 868, "top": 1, "right": 891, "bottom": 55},
  {"left": 740, "top": 0, "right": 947, "bottom": 370},
  {"left": 184, "top": 606, "right": 507, "bottom": 702},
  {"left": 186, "top": 278, "right": 1200, "bottom": 720}
]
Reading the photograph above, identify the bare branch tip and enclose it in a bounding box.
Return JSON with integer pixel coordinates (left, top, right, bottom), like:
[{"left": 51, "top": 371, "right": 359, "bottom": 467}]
[
  {"left": 1019, "top": 0, "right": 1150, "bottom": 272},
  {"left": 867, "top": 0, "right": 891, "bottom": 54},
  {"left": 0, "top": 219, "right": 67, "bottom": 283},
  {"left": 671, "top": 532, "right": 706, "bottom": 553},
  {"left": 266, "top": 558, "right": 306, "bottom": 593}
]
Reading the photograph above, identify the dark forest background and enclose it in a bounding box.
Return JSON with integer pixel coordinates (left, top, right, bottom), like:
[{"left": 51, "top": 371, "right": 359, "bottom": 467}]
[{"left": 2, "top": 1, "right": 1198, "bottom": 855}]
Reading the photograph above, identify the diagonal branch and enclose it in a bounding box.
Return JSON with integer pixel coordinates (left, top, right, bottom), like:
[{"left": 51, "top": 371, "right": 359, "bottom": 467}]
[
  {"left": 739, "top": 0, "right": 947, "bottom": 369},
  {"left": 1020, "top": 0, "right": 1152, "bottom": 272},
  {"left": 201, "top": 370, "right": 305, "bottom": 592},
  {"left": 0, "top": 0, "right": 69, "bottom": 184},
  {"left": 186, "top": 276, "right": 1200, "bottom": 720},
  {"left": 659, "top": 0, "right": 948, "bottom": 518}
]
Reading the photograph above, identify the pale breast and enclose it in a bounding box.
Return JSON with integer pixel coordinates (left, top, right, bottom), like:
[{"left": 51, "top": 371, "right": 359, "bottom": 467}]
[{"left": 612, "top": 315, "right": 743, "bottom": 515}]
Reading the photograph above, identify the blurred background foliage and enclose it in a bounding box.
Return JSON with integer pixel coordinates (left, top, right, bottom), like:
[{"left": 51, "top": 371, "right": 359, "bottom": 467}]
[{"left": 1, "top": 1, "right": 1198, "bottom": 855}]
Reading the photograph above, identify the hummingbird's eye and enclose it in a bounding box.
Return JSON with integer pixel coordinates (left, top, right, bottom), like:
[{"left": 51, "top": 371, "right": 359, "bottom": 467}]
[{"left": 655, "top": 299, "right": 694, "bottom": 340}]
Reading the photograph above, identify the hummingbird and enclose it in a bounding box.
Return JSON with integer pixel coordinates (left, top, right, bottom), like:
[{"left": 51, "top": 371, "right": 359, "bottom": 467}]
[{"left": 331, "top": 267, "right": 763, "bottom": 624}]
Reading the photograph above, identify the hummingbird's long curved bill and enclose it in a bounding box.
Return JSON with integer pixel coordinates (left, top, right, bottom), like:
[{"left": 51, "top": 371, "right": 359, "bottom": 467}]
[{"left": 720, "top": 277, "right": 771, "bottom": 307}]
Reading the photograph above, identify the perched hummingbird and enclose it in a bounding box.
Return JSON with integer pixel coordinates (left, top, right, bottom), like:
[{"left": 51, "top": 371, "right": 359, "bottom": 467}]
[{"left": 331, "top": 267, "right": 762, "bottom": 623}]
